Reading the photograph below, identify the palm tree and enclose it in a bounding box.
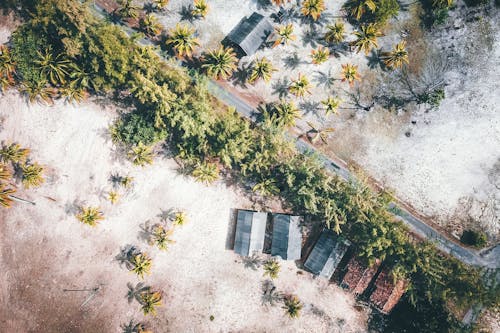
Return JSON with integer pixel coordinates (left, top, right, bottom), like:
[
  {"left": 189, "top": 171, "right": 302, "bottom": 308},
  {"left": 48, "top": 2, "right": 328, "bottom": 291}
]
[
  {"left": 0, "top": 74, "right": 14, "bottom": 92},
  {"left": 130, "top": 252, "right": 153, "bottom": 279},
  {"left": 201, "top": 46, "right": 238, "bottom": 80},
  {"left": 35, "top": 48, "right": 70, "bottom": 86},
  {"left": 20, "top": 80, "right": 56, "bottom": 105},
  {"left": 0, "top": 184, "right": 15, "bottom": 208},
  {"left": 116, "top": 0, "right": 139, "bottom": 19},
  {"left": 191, "top": 0, "right": 209, "bottom": 18},
  {"left": 173, "top": 211, "right": 187, "bottom": 226},
  {"left": 271, "top": 100, "right": 301, "bottom": 127},
  {"left": 59, "top": 85, "right": 87, "bottom": 103},
  {"left": 263, "top": 258, "right": 281, "bottom": 279},
  {"left": 310, "top": 46, "right": 329, "bottom": 65},
  {"left": 21, "top": 162, "right": 44, "bottom": 188},
  {"left": 0, "top": 142, "right": 30, "bottom": 163},
  {"left": 382, "top": 41, "right": 409, "bottom": 69},
  {"left": 273, "top": 24, "right": 296, "bottom": 47},
  {"left": 139, "top": 14, "right": 163, "bottom": 37},
  {"left": 283, "top": 294, "right": 303, "bottom": 318},
  {"left": 306, "top": 121, "right": 334, "bottom": 144},
  {"left": 166, "top": 24, "right": 200, "bottom": 58},
  {"left": 69, "top": 64, "right": 92, "bottom": 90},
  {"left": 341, "top": 63, "right": 360, "bottom": 85},
  {"left": 346, "top": 0, "right": 377, "bottom": 21},
  {"left": 324, "top": 21, "right": 345, "bottom": 44},
  {"left": 0, "top": 164, "right": 11, "bottom": 182},
  {"left": 108, "top": 190, "right": 119, "bottom": 204},
  {"left": 140, "top": 291, "right": 162, "bottom": 315},
  {"left": 289, "top": 74, "right": 311, "bottom": 97},
  {"left": 76, "top": 206, "right": 104, "bottom": 226},
  {"left": 248, "top": 57, "right": 276, "bottom": 83},
  {"left": 120, "top": 175, "right": 135, "bottom": 189},
  {"left": 433, "top": 0, "right": 453, "bottom": 7},
  {"left": 301, "top": 0, "right": 326, "bottom": 21},
  {"left": 151, "top": 225, "right": 175, "bottom": 250},
  {"left": 352, "top": 23, "right": 383, "bottom": 55},
  {"left": 321, "top": 96, "right": 342, "bottom": 116},
  {"left": 128, "top": 142, "right": 154, "bottom": 167},
  {"left": 0, "top": 46, "right": 15, "bottom": 76},
  {"left": 192, "top": 161, "right": 219, "bottom": 184},
  {"left": 153, "top": 0, "right": 169, "bottom": 11},
  {"left": 271, "top": 0, "right": 291, "bottom": 5}
]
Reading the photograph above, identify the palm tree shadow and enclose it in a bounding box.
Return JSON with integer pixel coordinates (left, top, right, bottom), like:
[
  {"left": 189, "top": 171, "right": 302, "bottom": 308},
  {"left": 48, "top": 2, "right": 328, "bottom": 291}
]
[
  {"left": 179, "top": 5, "right": 194, "bottom": 22},
  {"left": 366, "top": 48, "right": 381, "bottom": 69},
  {"left": 254, "top": 0, "right": 273, "bottom": 10},
  {"left": 271, "top": 6, "right": 301, "bottom": 23},
  {"left": 64, "top": 198, "right": 85, "bottom": 216},
  {"left": 157, "top": 208, "right": 176, "bottom": 223},
  {"left": 138, "top": 220, "right": 155, "bottom": 243},
  {"left": 329, "top": 42, "right": 351, "bottom": 58},
  {"left": 283, "top": 52, "right": 306, "bottom": 70},
  {"left": 231, "top": 62, "right": 252, "bottom": 88},
  {"left": 299, "top": 11, "right": 333, "bottom": 28},
  {"left": 313, "top": 69, "right": 336, "bottom": 90},
  {"left": 126, "top": 282, "right": 151, "bottom": 304},
  {"left": 242, "top": 253, "right": 262, "bottom": 270},
  {"left": 302, "top": 27, "right": 320, "bottom": 48},
  {"left": 116, "top": 244, "right": 138, "bottom": 269},
  {"left": 299, "top": 100, "right": 321, "bottom": 116},
  {"left": 252, "top": 102, "right": 273, "bottom": 123},
  {"left": 272, "top": 77, "right": 290, "bottom": 98}
]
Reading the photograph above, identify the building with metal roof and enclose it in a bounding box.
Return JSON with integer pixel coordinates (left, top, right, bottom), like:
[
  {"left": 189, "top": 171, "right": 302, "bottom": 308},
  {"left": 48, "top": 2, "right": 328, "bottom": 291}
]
[
  {"left": 271, "top": 214, "right": 302, "bottom": 260},
  {"left": 225, "top": 12, "right": 273, "bottom": 57},
  {"left": 304, "top": 229, "right": 351, "bottom": 279},
  {"left": 234, "top": 210, "right": 267, "bottom": 256}
]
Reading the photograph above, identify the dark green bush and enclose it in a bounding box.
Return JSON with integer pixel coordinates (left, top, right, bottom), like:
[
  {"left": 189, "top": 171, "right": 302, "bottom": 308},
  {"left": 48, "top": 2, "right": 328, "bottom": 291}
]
[
  {"left": 112, "top": 112, "right": 167, "bottom": 146},
  {"left": 10, "top": 26, "right": 46, "bottom": 84},
  {"left": 460, "top": 229, "right": 487, "bottom": 248}
]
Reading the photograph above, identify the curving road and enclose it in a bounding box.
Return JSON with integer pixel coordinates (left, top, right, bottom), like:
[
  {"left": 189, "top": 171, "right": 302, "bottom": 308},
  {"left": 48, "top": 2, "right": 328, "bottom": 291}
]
[{"left": 90, "top": 1, "right": 499, "bottom": 269}]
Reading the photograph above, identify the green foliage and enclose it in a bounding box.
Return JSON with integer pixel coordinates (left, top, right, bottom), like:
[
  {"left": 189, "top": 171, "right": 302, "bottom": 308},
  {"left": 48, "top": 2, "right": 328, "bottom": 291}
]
[
  {"left": 11, "top": 26, "right": 47, "bottom": 85},
  {"left": 128, "top": 142, "right": 154, "bottom": 167},
  {"left": 283, "top": 295, "right": 302, "bottom": 318},
  {"left": 76, "top": 206, "right": 104, "bottom": 226},
  {"left": 418, "top": 88, "right": 445, "bottom": 108},
  {"left": 130, "top": 252, "right": 153, "bottom": 279},
  {"left": 460, "top": 229, "right": 487, "bottom": 248},
  {"left": 112, "top": 112, "right": 167, "bottom": 146},
  {"left": 192, "top": 161, "right": 219, "bottom": 184},
  {"left": 0, "top": 142, "right": 30, "bottom": 163},
  {"left": 151, "top": 225, "right": 175, "bottom": 250},
  {"left": 263, "top": 258, "right": 281, "bottom": 279},
  {"left": 20, "top": 162, "right": 44, "bottom": 188}
]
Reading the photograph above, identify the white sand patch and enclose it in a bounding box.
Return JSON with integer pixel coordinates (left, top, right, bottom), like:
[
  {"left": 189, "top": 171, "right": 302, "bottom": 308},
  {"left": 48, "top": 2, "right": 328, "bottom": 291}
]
[{"left": 0, "top": 90, "right": 367, "bottom": 332}]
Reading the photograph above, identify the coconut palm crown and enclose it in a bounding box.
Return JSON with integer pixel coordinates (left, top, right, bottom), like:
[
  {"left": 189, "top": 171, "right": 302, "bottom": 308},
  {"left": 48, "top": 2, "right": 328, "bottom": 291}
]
[
  {"left": 201, "top": 46, "right": 238, "bottom": 80},
  {"left": 301, "top": 0, "right": 326, "bottom": 21},
  {"left": 166, "top": 24, "right": 200, "bottom": 58},
  {"left": 352, "top": 23, "right": 383, "bottom": 55},
  {"left": 382, "top": 41, "right": 409, "bottom": 69}
]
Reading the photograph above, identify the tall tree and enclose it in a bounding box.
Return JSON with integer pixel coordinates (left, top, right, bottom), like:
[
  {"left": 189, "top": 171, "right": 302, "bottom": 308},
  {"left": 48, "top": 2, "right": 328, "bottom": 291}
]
[
  {"left": 273, "top": 24, "right": 296, "bottom": 47},
  {"left": 191, "top": 0, "right": 209, "bottom": 18},
  {"left": 248, "top": 57, "right": 276, "bottom": 83},
  {"left": 346, "top": 0, "right": 377, "bottom": 20},
  {"left": 341, "top": 63, "right": 361, "bottom": 85},
  {"left": 139, "top": 14, "right": 163, "bottom": 37},
  {"left": 76, "top": 206, "right": 104, "bottom": 227},
  {"left": 324, "top": 21, "right": 346, "bottom": 44},
  {"left": 0, "top": 184, "right": 15, "bottom": 208},
  {"left": 283, "top": 295, "right": 303, "bottom": 318},
  {"left": 352, "top": 23, "right": 383, "bottom": 54},
  {"left": 140, "top": 291, "right": 162, "bottom": 315},
  {"left": 263, "top": 258, "right": 281, "bottom": 279},
  {"left": 192, "top": 161, "right": 219, "bottom": 184},
  {"left": 116, "top": 0, "right": 140, "bottom": 19},
  {"left": 321, "top": 96, "right": 342, "bottom": 115},
  {"left": 34, "top": 48, "right": 70, "bottom": 85},
  {"left": 128, "top": 142, "right": 154, "bottom": 167},
  {"left": 310, "top": 46, "right": 330, "bottom": 64},
  {"left": 306, "top": 121, "right": 334, "bottom": 144},
  {"left": 269, "top": 100, "right": 302, "bottom": 128},
  {"left": 166, "top": 24, "right": 200, "bottom": 58},
  {"left": 382, "top": 40, "right": 409, "bottom": 69},
  {"left": 151, "top": 225, "right": 175, "bottom": 250},
  {"left": 289, "top": 74, "right": 311, "bottom": 97},
  {"left": 130, "top": 252, "right": 153, "bottom": 279},
  {"left": 201, "top": 46, "right": 238, "bottom": 80},
  {"left": 301, "top": 0, "right": 326, "bottom": 21},
  {"left": 20, "top": 162, "right": 44, "bottom": 188}
]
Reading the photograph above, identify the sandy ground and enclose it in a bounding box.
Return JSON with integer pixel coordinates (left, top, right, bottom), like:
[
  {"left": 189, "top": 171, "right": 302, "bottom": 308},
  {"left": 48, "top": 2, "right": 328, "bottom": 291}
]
[
  {"left": 0, "top": 89, "right": 367, "bottom": 332},
  {"left": 147, "top": 0, "right": 499, "bottom": 238}
]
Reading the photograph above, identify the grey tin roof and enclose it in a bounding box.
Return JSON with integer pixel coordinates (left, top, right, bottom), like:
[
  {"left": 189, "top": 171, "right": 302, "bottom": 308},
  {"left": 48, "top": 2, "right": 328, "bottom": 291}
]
[
  {"left": 234, "top": 210, "right": 267, "bottom": 256},
  {"left": 271, "top": 214, "right": 302, "bottom": 260},
  {"left": 226, "top": 12, "right": 273, "bottom": 56},
  {"left": 304, "top": 229, "right": 351, "bottom": 279}
]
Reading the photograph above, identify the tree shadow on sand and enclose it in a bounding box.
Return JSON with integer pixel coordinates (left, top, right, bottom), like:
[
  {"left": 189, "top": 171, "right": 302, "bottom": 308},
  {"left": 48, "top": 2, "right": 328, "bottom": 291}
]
[
  {"left": 299, "top": 100, "right": 321, "bottom": 116},
  {"left": 313, "top": 69, "right": 337, "bottom": 90},
  {"left": 231, "top": 62, "right": 252, "bottom": 88},
  {"left": 272, "top": 77, "right": 290, "bottom": 99},
  {"left": 283, "top": 52, "right": 306, "bottom": 70}
]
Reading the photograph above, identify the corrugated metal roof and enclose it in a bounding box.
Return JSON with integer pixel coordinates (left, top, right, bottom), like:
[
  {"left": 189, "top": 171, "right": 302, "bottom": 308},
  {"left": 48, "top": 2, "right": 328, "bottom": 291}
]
[
  {"left": 271, "top": 214, "right": 302, "bottom": 260},
  {"left": 304, "top": 229, "right": 351, "bottom": 279},
  {"left": 226, "top": 12, "right": 273, "bottom": 56},
  {"left": 234, "top": 210, "right": 266, "bottom": 256}
]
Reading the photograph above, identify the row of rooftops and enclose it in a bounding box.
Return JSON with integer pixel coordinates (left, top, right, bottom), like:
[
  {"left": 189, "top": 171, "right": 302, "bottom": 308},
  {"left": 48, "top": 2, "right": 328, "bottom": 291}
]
[{"left": 233, "top": 209, "right": 407, "bottom": 314}]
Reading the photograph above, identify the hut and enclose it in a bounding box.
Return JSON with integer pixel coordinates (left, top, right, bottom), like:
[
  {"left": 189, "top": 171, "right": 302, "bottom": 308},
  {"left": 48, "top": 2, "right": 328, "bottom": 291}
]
[
  {"left": 342, "top": 257, "right": 381, "bottom": 295},
  {"left": 225, "top": 12, "right": 273, "bottom": 57},
  {"left": 234, "top": 210, "right": 267, "bottom": 256},
  {"left": 304, "top": 229, "right": 351, "bottom": 279},
  {"left": 271, "top": 214, "right": 302, "bottom": 260},
  {"left": 369, "top": 269, "right": 408, "bottom": 314}
]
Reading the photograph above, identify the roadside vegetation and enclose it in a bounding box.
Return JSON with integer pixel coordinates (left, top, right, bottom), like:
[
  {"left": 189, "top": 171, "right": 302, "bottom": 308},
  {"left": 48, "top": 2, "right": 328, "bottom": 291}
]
[{"left": 0, "top": 0, "right": 497, "bottom": 331}]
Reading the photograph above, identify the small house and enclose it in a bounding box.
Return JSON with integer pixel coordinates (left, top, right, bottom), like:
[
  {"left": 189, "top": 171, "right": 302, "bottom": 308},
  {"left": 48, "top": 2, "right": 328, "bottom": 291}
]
[
  {"left": 304, "top": 229, "right": 351, "bottom": 279},
  {"left": 342, "top": 257, "right": 380, "bottom": 295},
  {"left": 234, "top": 210, "right": 267, "bottom": 256},
  {"left": 369, "top": 269, "right": 408, "bottom": 314},
  {"left": 225, "top": 12, "right": 273, "bottom": 57},
  {"left": 271, "top": 214, "right": 302, "bottom": 260}
]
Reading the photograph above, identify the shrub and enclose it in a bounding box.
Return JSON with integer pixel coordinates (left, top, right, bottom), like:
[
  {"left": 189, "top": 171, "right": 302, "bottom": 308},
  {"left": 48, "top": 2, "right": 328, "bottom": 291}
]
[
  {"left": 112, "top": 112, "right": 167, "bottom": 146},
  {"left": 460, "top": 229, "right": 487, "bottom": 248}
]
